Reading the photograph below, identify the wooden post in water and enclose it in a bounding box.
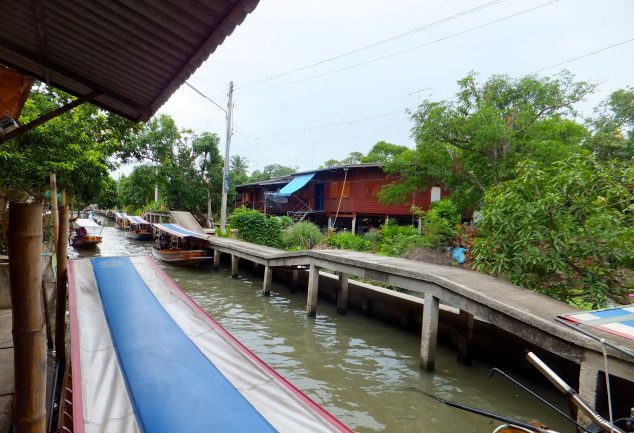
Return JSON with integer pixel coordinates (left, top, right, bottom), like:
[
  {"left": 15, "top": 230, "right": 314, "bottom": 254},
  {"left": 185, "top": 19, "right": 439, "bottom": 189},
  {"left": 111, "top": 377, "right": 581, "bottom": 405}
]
[
  {"left": 337, "top": 273, "right": 348, "bottom": 314},
  {"left": 456, "top": 310, "right": 474, "bottom": 365},
  {"left": 420, "top": 292, "right": 439, "bottom": 371},
  {"left": 213, "top": 249, "right": 220, "bottom": 270},
  {"left": 55, "top": 205, "right": 68, "bottom": 368},
  {"left": 231, "top": 255, "right": 239, "bottom": 278},
  {"left": 306, "top": 264, "right": 319, "bottom": 317},
  {"left": 50, "top": 174, "right": 58, "bottom": 247},
  {"left": 262, "top": 265, "right": 272, "bottom": 296},
  {"left": 9, "top": 202, "right": 46, "bottom": 433}
]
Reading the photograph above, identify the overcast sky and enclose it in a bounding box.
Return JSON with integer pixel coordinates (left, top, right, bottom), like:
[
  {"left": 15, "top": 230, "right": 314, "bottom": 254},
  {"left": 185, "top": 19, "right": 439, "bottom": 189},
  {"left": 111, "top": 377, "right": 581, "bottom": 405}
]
[{"left": 158, "top": 0, "right": 634, "bottom": 174}]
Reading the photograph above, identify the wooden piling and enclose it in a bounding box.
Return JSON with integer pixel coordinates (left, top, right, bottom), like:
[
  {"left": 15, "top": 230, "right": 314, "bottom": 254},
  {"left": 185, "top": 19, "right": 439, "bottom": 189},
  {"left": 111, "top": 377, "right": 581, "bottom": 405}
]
[
  {"left": 55, "top": 205, "right": 68, "bottom": 368},
  {"left": 337, "top": 273, "right": 348, "bottom": 314},
  {"left": 231, "top": 255, "right": 239, "bottom": 278},
  {"left": 306, "top": 264, "right": 319, "bottom": 317},
  {"left": 263, "top": 265, "right": 272, "bottom": 296},
  {"left": 213, "top": 249, "right": 220, "bottom": 270},
  {"left": 420, "top": 292, "right": 439, "bottom": 371},
  {"left": 9, "top": 202, "right": 46, "bottom": 433},
  {"left": 456, "top": 310, "right": 474, "bottom": 365}
]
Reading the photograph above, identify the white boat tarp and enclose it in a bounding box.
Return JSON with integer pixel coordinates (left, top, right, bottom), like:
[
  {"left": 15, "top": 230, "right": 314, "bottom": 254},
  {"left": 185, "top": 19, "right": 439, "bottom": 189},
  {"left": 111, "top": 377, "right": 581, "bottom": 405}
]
[
  {"left": 152, "top": 223, "right": 209, "bottom": 241},
  {"left": 74, "top": 218, "right": 100, "bottom": 228},
  {"left": 68, "top": 255, "right": 352, "bottom": 433},
  {"left": 125, "top": 215, "right": 150, "bottom": 225}
]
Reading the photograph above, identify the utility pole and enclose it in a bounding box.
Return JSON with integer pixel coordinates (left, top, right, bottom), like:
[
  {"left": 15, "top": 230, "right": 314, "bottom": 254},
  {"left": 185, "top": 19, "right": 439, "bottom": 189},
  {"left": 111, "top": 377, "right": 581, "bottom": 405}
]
[{"left": 219, "top": 81, "right": 233, "bottom": 232}]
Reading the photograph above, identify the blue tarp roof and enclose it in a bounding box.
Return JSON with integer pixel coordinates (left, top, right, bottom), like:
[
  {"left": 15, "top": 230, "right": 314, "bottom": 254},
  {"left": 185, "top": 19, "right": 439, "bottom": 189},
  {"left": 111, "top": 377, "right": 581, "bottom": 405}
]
[{"left": 278, "top": 173, "right": 315, "bottom": 197}]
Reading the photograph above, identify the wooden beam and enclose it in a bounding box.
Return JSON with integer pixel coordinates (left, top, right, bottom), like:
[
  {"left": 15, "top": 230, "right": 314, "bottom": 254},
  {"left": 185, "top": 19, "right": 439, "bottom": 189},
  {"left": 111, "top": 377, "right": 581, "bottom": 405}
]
[
  {"left": 9, "top": 203, "right": 46, "bottom": 433},
  {"left": 337, "top": 273, "right": 348, "bottom": 314},
  {"left": 231, "top": 255, "right": 238, "bottom": 278},
  {"left": 1, "top": 93, "right": 95, "bottom": 144},
  {"left": 456, "top": 310, "right": 474, "bottom": 365},
  {"left": 306, "top": 264, "right": 319, "bottom": 317},
  {"left": 55, "top": 205, "right": 68, "bottom": 368},
  {"left": 262, "top": 265, "right": 272, "bottom": 296}
]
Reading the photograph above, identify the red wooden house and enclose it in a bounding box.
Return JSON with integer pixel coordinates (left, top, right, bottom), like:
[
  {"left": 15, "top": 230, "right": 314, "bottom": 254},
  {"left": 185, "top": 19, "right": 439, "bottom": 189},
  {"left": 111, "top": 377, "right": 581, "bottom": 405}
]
[{"left": 235, "top": 164, "right": 447, "bottom": 232}]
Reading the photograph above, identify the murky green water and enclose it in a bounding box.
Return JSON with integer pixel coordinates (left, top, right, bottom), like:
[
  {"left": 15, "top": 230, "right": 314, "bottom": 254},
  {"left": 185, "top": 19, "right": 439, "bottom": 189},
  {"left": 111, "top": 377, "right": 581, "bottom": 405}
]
[{"left": 75, "top": 220, "right": 573, "bottom": 433}]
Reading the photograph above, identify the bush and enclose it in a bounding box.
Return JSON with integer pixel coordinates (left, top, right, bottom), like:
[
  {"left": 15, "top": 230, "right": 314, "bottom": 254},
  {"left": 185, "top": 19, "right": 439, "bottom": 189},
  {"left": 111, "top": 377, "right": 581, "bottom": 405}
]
[
  {"left": 328, "top": 232, "right": 370, "bottom": 251},
  {"left": 283, "top": 221, "right": 324, "bottom": 250},
  {"left": 362, "top": 229, "right": 381, "bottom": 250},
  {"left": 377, "top": 220, "right": 428, "bottom": 256},
  {"left": 420, "top": 199, "right": 461, "bottom": 248},
  {"left": 473, "top": 156, "right": 634, "bottom": 308},
  {"left": 278, "top": 215, "right": 295, "bottom": 229},
  {"left": 228, "top": 206, "right": 283, "bottom": 248}
]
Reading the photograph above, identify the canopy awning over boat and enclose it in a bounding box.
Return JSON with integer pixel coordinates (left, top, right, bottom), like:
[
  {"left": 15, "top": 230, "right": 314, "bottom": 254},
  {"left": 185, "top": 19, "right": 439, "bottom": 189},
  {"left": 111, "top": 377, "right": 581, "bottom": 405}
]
[
  {"left": 68, "top": 256, "right": 353, "bottom": 433},
  {"left": 560, "top": 305, "right": 634, "bottom": 341},
  {"left": 278, "top": 173, "right": 315, "bottom": 197},
  {"left": 115, "top": 212, "right": 127, "bottom": 220},
  {"left": 152, "top": 223, "right": 209, "bottom": 241},
  {"left": 74, "top": 218, "right": 100, "bottom": 228},
  {"left": 126, "top": 216, "right": 150, "bottom": 225}
]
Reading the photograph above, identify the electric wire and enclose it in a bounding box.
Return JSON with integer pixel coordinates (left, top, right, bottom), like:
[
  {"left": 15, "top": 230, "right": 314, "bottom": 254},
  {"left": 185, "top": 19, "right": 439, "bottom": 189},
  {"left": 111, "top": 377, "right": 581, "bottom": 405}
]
[
  {"left": 236, "top": 0, "right": 509, "bottom": 89},
  {"left": 184, "top": 82, "right": 226, "bottom": 112},
  {"left": 237, "top": 1, "right": 559, "bottom": 95}
]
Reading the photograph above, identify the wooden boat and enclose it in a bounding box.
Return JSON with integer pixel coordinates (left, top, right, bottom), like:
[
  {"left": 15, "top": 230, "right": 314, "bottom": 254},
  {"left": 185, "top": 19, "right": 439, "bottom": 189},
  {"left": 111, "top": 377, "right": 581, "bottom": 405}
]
[
  {"left": 124, "top": 215, "right": 153, "bottom": 240},
  {"left": 64, "top": 256, "right": 354, "bottom": 433},
  {"left": 70, "top": 218, "right": 103, "bottom": 248},
  {"left": 114, "top": 211, "right": 127, "bottom": 230},
  {"left": 152, "top": 223, "right": 212, "bottom": 265}
]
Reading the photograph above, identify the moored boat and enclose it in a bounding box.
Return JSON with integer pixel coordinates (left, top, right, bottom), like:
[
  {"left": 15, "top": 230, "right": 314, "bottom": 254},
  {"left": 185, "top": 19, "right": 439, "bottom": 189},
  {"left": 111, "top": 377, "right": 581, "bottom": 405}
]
[
  {"left": 64, "top": 256, "right": 355, "bottom": 433},
  {"left": 124, "top": 215, "right": 153, "bottom": 241},
  {"left": 70, "top": 218, "right": 103, "bottom": 249},
  {"left": 114, "top": 212, "right": 127, "bottom": 230},
  {"left": 152, "top": 223, "right": 212, "bottom": 265}
]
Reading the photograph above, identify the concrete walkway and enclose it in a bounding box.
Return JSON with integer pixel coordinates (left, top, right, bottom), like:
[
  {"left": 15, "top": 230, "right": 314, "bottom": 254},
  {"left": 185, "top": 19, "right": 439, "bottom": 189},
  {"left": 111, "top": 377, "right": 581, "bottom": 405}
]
[{"left": 207, "top": 236, "right": 633, "bottom": 405}]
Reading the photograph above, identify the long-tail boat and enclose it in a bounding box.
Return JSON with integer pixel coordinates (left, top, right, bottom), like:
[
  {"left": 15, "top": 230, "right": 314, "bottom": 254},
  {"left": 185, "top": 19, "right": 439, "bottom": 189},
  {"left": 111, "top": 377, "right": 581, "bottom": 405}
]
[
  {"left": 151, "top": 223, "right": 212, "bottom": 265},
  {"left": 63, "top": 256, "right": 354, "bottom": 433},
  {"left": 114, "top": 212, "right": 127, "bottom": 230},
  {"left": 70, "top": 219, "right": 103, "bottom": 249},
  {"left": 124, "top": 215, "right": 153, "bottom": 241}
]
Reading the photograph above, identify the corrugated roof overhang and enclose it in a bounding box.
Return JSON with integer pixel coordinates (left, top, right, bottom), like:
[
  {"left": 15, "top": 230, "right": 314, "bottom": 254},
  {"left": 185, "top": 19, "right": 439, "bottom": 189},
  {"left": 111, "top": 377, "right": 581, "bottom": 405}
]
[{"left": 0, "top": 0, "right": 260, "bottom": 122}]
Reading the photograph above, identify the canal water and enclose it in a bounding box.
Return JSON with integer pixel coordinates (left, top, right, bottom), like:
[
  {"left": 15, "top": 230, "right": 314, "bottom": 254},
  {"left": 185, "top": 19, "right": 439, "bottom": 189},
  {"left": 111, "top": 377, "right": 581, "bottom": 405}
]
[{"left": 76, "top": 222, "right": 572, "bottom": 433}]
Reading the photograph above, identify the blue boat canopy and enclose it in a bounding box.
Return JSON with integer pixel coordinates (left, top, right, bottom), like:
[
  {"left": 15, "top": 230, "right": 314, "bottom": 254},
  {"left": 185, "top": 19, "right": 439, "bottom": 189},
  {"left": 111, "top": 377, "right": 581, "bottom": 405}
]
[{"left": 278, "top": 173, "right": 315, "bottom": 197}]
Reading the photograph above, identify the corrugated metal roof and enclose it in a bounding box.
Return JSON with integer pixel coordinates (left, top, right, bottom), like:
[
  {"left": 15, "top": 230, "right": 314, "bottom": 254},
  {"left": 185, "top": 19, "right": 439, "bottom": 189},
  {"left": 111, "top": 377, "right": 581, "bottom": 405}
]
[{"left": 0, "top": 0, "right": 259, "bottom": 121}]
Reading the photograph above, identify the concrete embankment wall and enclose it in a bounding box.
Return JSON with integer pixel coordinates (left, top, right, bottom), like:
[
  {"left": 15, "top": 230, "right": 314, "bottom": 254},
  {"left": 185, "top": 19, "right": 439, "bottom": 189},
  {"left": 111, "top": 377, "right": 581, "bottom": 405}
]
[{"left": 265, "top": 266, "right": 633, "bottom": 418}]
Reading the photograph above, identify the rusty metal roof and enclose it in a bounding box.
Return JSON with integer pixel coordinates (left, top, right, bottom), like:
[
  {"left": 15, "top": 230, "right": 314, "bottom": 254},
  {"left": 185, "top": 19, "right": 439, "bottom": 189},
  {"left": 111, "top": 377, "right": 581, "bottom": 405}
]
[{"left": 0, "top": 0, "right": 259, "bottom": 121}]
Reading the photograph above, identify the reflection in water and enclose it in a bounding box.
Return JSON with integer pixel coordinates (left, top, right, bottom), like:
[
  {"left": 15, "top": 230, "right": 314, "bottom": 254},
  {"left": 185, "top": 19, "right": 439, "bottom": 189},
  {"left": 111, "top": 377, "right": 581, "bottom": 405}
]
[{"left": 77, "top": 218, "right": 571, "bottom": 433}]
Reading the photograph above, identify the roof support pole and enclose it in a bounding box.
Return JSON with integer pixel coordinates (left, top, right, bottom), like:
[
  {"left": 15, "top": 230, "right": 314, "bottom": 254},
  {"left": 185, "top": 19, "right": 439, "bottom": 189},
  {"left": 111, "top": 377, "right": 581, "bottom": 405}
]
[
  {"left": 8, "top": 203, "right": 46, "bottom": 433},
  {"left": 0, "top": 93, "right": 95, "bottom": 144},
  {"left": 55, "top": 205, "right": 68, "bottom": 367}
]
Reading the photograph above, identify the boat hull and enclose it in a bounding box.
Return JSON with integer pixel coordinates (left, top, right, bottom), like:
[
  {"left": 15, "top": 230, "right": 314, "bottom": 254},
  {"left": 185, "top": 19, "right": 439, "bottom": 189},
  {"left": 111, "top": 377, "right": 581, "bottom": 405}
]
[
  {"left": 125, "top": 230, "right": 153, "bottom": 241},
  {"left": 71, "top": 236, "right": 102, "bottom": 248},
  {"left": 152, "top": 248, "right": 211, "bottom": 265}
]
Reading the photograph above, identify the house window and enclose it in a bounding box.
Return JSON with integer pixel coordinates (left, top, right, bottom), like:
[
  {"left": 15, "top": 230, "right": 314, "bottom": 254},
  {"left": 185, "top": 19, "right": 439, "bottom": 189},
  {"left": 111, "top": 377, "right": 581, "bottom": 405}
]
[
  {"left": 330, "top": 181, "right": 350, "bottom": 199},
  {"left": 430, "top": 186, "right": 441, "bottom": 202},
  {"left": 365, "top": 181, "right": 381, "bottom": 198}
]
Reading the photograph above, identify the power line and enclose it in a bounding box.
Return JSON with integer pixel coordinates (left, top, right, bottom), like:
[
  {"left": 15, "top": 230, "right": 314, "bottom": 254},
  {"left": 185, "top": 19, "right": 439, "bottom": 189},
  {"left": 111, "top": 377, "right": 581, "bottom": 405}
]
[
  {"left": 254, "top": 109, "right": 407, "bottom": 135},
  {"left": 236, "top": 0, "right": 509, "bottom": 89},
  {"left": 237, "top": 0, "right": 559, "bottom": 95},
  {"left": 532, "top": 37, "right": 634, "bottom": 74}
]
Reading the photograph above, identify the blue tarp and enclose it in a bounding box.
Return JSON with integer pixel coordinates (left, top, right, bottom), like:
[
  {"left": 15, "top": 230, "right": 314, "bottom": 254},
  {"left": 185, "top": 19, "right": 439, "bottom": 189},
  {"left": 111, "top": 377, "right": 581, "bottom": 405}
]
[
  {"left": 278, "top": 173, "right": 315, "bottom": 197},
  {"left": 91, "top": 257, "right": 277, "bottom": 433}
]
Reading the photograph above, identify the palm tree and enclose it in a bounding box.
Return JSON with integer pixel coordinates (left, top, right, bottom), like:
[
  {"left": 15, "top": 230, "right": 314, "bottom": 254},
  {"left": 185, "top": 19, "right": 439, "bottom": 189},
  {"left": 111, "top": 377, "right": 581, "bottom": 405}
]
[{"left": 230, "top": 155, "right": 249, "bottom": 176}]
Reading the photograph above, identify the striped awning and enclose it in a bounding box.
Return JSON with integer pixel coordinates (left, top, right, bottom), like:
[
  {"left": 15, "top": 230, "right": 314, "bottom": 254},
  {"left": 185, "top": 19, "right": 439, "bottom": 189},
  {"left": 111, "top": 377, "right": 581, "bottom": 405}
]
[
  {"left": 152, "top": 223, "right": 209, "bottom": 241},
  {"left": 126, "top": 216, "right": 150, "bottom": 225}
]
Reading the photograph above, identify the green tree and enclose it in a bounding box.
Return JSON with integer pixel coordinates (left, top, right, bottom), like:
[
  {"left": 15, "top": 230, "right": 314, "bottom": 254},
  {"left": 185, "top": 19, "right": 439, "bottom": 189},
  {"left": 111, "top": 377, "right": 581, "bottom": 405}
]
[
  {"left": 250, "top": 164, "right": 297, "bottom": 182},
  {"left": 230, "top": 155, "right": 249, "bottom": 176},
  {"left": 361, "top": 141, "right": 409, "bottom": 163},
  {"left": 472, "top": 155, "right": 634, "bottom": 308},
  {"left": 584, "top": 87, "right": 634, "bottom": 161},
  {"left": 193, "top": 132, "right": 223, "bottom": 225},
  {"left": 118, "top": 165, "right": 159, "bottom": 211},
  {"left": 382, "top": 71, "right": 593, "bottom": 213}
]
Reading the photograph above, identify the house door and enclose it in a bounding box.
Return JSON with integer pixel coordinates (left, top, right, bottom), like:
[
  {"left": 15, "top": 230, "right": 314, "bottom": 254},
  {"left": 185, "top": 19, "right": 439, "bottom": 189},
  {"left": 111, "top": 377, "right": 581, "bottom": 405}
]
[{"left": 315, "top": 183, "right": 324, "bottom": 211}]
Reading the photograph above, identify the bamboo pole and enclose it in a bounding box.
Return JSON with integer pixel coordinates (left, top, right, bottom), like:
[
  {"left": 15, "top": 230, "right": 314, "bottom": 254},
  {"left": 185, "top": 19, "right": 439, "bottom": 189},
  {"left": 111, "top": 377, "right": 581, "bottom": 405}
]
[
  {"left": 9, "top": 202, "right": 46, "bottom": 433},
  {"left": 50, "top": 174, "right": 58, "bottom": 248},
  {"left": 55, "top": 205, "right": 68, "bottom": 368}
]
